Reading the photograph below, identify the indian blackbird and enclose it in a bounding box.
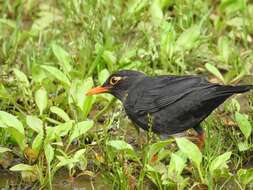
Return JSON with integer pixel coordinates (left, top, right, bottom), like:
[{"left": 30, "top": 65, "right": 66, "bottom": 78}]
[{"left": 86, "top": 70, "right": 253, "bottom": 147}]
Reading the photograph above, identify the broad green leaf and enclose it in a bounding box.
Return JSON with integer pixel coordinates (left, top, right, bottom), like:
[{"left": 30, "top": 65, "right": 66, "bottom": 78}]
[
  {"left": 102, "top": 50, "right": 116, "bottom": 71},
  {"left": 237, "top": 168, "right": 253, "bottom": 186},
  {"left": 52, "top": 43, "right": 72, "bottom": 73},
  {"left": 218, "top": 36, "right": 231, "bottom": 63},
  {"left": 0, "top": 111, "right": 25, "bottom": 150},
  {"left": 45, "top": 143, "right": 54, "bottom": 164},
  {"left": 41, "top": 65, "right": 71, "bottom": 86},
  {"left": 175, "top": 25, "right": 200, "bottom": 51},
  {"left": 26, "top": 115, "right": 43, "bottom": 133},
  {"left": 238, "top": 141, "right": 250, "bottom": 152},
  {"left": 219, "top": 0, "right": 246, "bottom": 14},
  {"left": 13, "top": 68, "right": 29, "bottom": 87},
  {"left": 69, "top": 120, "right": 94, "bottom": 143},
  {"left": 0, "top": 120, "right": 7, "bottom": 128},
  {"left": 148, "top": 140, "right": 173, "bottom": 160},
  {"left": 32, "top": 132, "right": 43, "bottom": 153},
  {"left": 235, "top": 112, "right": 252, "bottom": 140},
  {"left": 35, "top": 87, "right": 48, "bottom": 115},
  {"left": 98, "top": 69, "right": 110, "bottom": 85},
  {"left": 205, "top": 63, "right": 225, "bottom": 83},
  {"left": 0, "top": 111, "right": 24, "bottom": 135},
  {"left": 73, "top": 149, "right": 87, "bottom": 170},
  {"left": 0, "top": 147, "right": 12, "bottom": 153},
  {"left": 107, "top": 140, "right": 133, "bottom": 151},
  {"left": 54, "top": 120, "right": 73, "bottom": 137},
  {"left": 45, "top": 127, "right": 56, "bottom": 142},
  {"left": 31, "top": 64, "right": 47, "bottom": 83},
  {"left": 150, "top": 0, "right": 163, "bottom": 26},
  {"left": 176, "top": 138, "right": 202, "bottom": 167},
  {"left": 0, "top": 84, "right": 9, "bottom": 99},
  {"left": 69, "top": 78, "right": 95, "bottom": 118},
  {"left": 50, "top": 106, "right": 70, "bottom": 121},
  {"left": 167, "top": 153, "right": 186, "bottom": 180},
  {"left": 56, "top": 156, "right": 74, "bottom": 169},
  {"left": 10, "top": 164, "right": 35, "bottom": 171},
  {"left": 8, "top": 128, "right": 26, "bottom": 151},
  {"left": 210, "top": 152, "right": 231, "bottom": 176},
  {"left": 73, "top": 149, "right": 86, "bottom": 160}
]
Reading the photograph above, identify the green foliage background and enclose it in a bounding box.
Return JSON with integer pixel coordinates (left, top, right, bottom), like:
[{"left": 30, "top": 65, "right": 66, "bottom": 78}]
[{"left": 0, "top": 0, "right": 253, "bottom": 189}]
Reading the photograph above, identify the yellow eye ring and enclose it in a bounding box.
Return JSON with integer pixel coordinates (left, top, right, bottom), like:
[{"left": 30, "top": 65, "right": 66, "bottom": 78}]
[{"left": 110, "top": 76, "right": 122, "bottom": 85}]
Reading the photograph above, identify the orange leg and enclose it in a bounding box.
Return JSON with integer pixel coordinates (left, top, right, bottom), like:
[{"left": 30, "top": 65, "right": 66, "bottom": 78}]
[
  {"left": 193, "top": 125, "right": 205, "bottom": 150},
  {"left": 196, "top": 131, "right": 205, "bottom": 150}
]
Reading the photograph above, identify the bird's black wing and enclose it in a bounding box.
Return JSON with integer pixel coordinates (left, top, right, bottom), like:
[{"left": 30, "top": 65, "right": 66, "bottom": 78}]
[{"left": 126, "top": 75, "right": 215, "bottom": 115}]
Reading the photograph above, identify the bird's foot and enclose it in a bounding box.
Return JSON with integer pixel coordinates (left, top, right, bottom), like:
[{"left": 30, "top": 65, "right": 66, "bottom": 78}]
[
  {"left": 187, "top": 132, "right": 205, "bottom": 150},
  {"left": 196, "top": 132, "right": 205, "bottom": 150}
]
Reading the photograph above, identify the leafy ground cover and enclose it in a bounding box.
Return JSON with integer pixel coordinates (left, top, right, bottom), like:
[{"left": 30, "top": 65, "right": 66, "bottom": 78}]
[{"left": 0, "top": 0, "right": 253, "bottom": 189}]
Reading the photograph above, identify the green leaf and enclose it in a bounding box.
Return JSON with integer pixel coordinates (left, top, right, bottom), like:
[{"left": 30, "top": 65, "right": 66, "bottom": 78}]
[
  {"left": 52, "top": 43, "right": 72, "bottom": 73},
  {"left": 209, "top": 152, "right": 231, "bottom": 176},
  {"left": 0, "top": 111, "right": 26, "bottom": 150},
  {"left": 50, "top": 106, "right": 70, "bottom": 121},
  {"left": 69, "top": 120, "right": 94, "bottom": 143},
  {"left": 148, "top": 140, "right": 173, "bottom": 161},
  {"left": 218, "top": 36, "right": 231, "bottom": 63},
  {"left": 73, "top": 149, "right": 86, "bottom": 160},
  {"left": 54, "top": 120, "right": 73, "bottom": 137},
  {"left": 238, "top": 141, "right": 250, "bottom": 152},
  {"left": 13, "top": 68, "right": 29, "bottom": 87},
  {"left": 237, "top": 168, "right": 253, "bottom": 186},
  {"left": 150, "top": 0, "right": 163, "bottom": 26},
  {"left": 98, "top": 69, "right": 110, "bottom": 85},
  {"left": 26, "top": 115, "right": 43, "bottom": 133},
  {"left": 45, "top": 143, "right": 54, "bottom": 164},
  {"left": 56, "top": 156, "right": 73, "bottom": 169},
  {"left": 32, "top": 132, "right": 43, "bottom": 153},
  {"left": 73, "top": 148, "right": 88, "bottom": 170},
  {"left": 235, "top": 112, "right": 252, "bottom": 140},
  {"left": 102, "top": 50, "right": 116, "bottom": 71},
  {"left": 219, "top": 0, "right": 246, "bottom": 14},
  {"left": 175, "top": 25, "right": 200, "bottom": 51},
  {"left": 167, "top": 153, "right": 186, "bottom": 180},
  {"left": 69, "top": 78, "right": 95, "bottom": 118},
  {"left": 107, "top": 140, "right": 134, "bottom": 151},
  {"left": 31, "top": 64, "right": 47, "bottom": 83},
  {"left": 41, "top": 65, "right": 71, "bottom": 86},
  {"left": 0, "top": 111, "right": 24, "bottom": 135},
  {"left": 205, "top": 63, "right": 225, "bottom": 83},
  {"left": 10, "top": 164, "right": 35, "bottom": 172},
  {"left": 176, "top": 138, "right": 202, "bottom": 167},
  {"left": 0, "top": 147, "right": 12, "bottom": 153},
  {"left": 35, "top": 87, "right": 48, "bottom": 115}
]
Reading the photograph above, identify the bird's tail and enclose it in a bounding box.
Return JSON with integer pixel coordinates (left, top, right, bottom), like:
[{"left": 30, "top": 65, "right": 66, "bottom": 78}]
[
  {"left": 225, "top": 85, "right": 253, "bottom": 94},
  {"left": 205, "top": 84, "right": 253, "bottom": 100},
  {"left": 224, "top": 84, "right": 253, "bottom": 94}
]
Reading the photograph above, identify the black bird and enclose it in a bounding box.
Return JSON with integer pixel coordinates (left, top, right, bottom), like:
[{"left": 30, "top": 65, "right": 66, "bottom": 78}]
[{"left": 86, "top": 70, "right": 253, "bottom": 147}]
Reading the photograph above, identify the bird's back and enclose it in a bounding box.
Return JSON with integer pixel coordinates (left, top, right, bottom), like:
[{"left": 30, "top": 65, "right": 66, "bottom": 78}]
[{"left": 124, "top": 75, "right": 252, "bottom": 135}]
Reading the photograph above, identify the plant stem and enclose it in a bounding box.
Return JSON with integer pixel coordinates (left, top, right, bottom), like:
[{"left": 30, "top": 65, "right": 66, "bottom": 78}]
[{"left": 197, "top": 166, "right": 204, "bottom": 184}]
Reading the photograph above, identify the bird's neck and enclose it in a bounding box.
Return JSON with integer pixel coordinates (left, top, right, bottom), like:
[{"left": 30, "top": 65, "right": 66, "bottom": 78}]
[{"left": 111, "top": 90, "right": 128, "bottom": 102}]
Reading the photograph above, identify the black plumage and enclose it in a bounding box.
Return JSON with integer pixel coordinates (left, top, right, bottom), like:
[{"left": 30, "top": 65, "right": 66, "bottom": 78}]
[{"left": 86, "top": 70, "right": 253, "bottom": 145}]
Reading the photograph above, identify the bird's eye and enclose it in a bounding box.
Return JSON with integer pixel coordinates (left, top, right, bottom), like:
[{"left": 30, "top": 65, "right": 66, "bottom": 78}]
[{"left": 110, "top": 76, "right": 121, "bottom": 85}]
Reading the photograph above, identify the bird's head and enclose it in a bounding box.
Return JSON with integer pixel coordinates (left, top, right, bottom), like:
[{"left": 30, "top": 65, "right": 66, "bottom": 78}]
[{"left": 86, "top": 70, "right": 145, "bottom": 101}]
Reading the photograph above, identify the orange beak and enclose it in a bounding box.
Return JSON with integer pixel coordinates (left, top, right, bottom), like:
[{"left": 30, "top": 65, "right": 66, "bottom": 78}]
[{"left": 86, "top": 86, "right": 109, "bottom": 96}]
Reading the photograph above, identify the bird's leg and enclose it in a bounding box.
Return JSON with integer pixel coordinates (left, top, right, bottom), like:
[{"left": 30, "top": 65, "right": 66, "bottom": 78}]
[{"left": 193, "top": 125, "right": 205, "bottom": 150}]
